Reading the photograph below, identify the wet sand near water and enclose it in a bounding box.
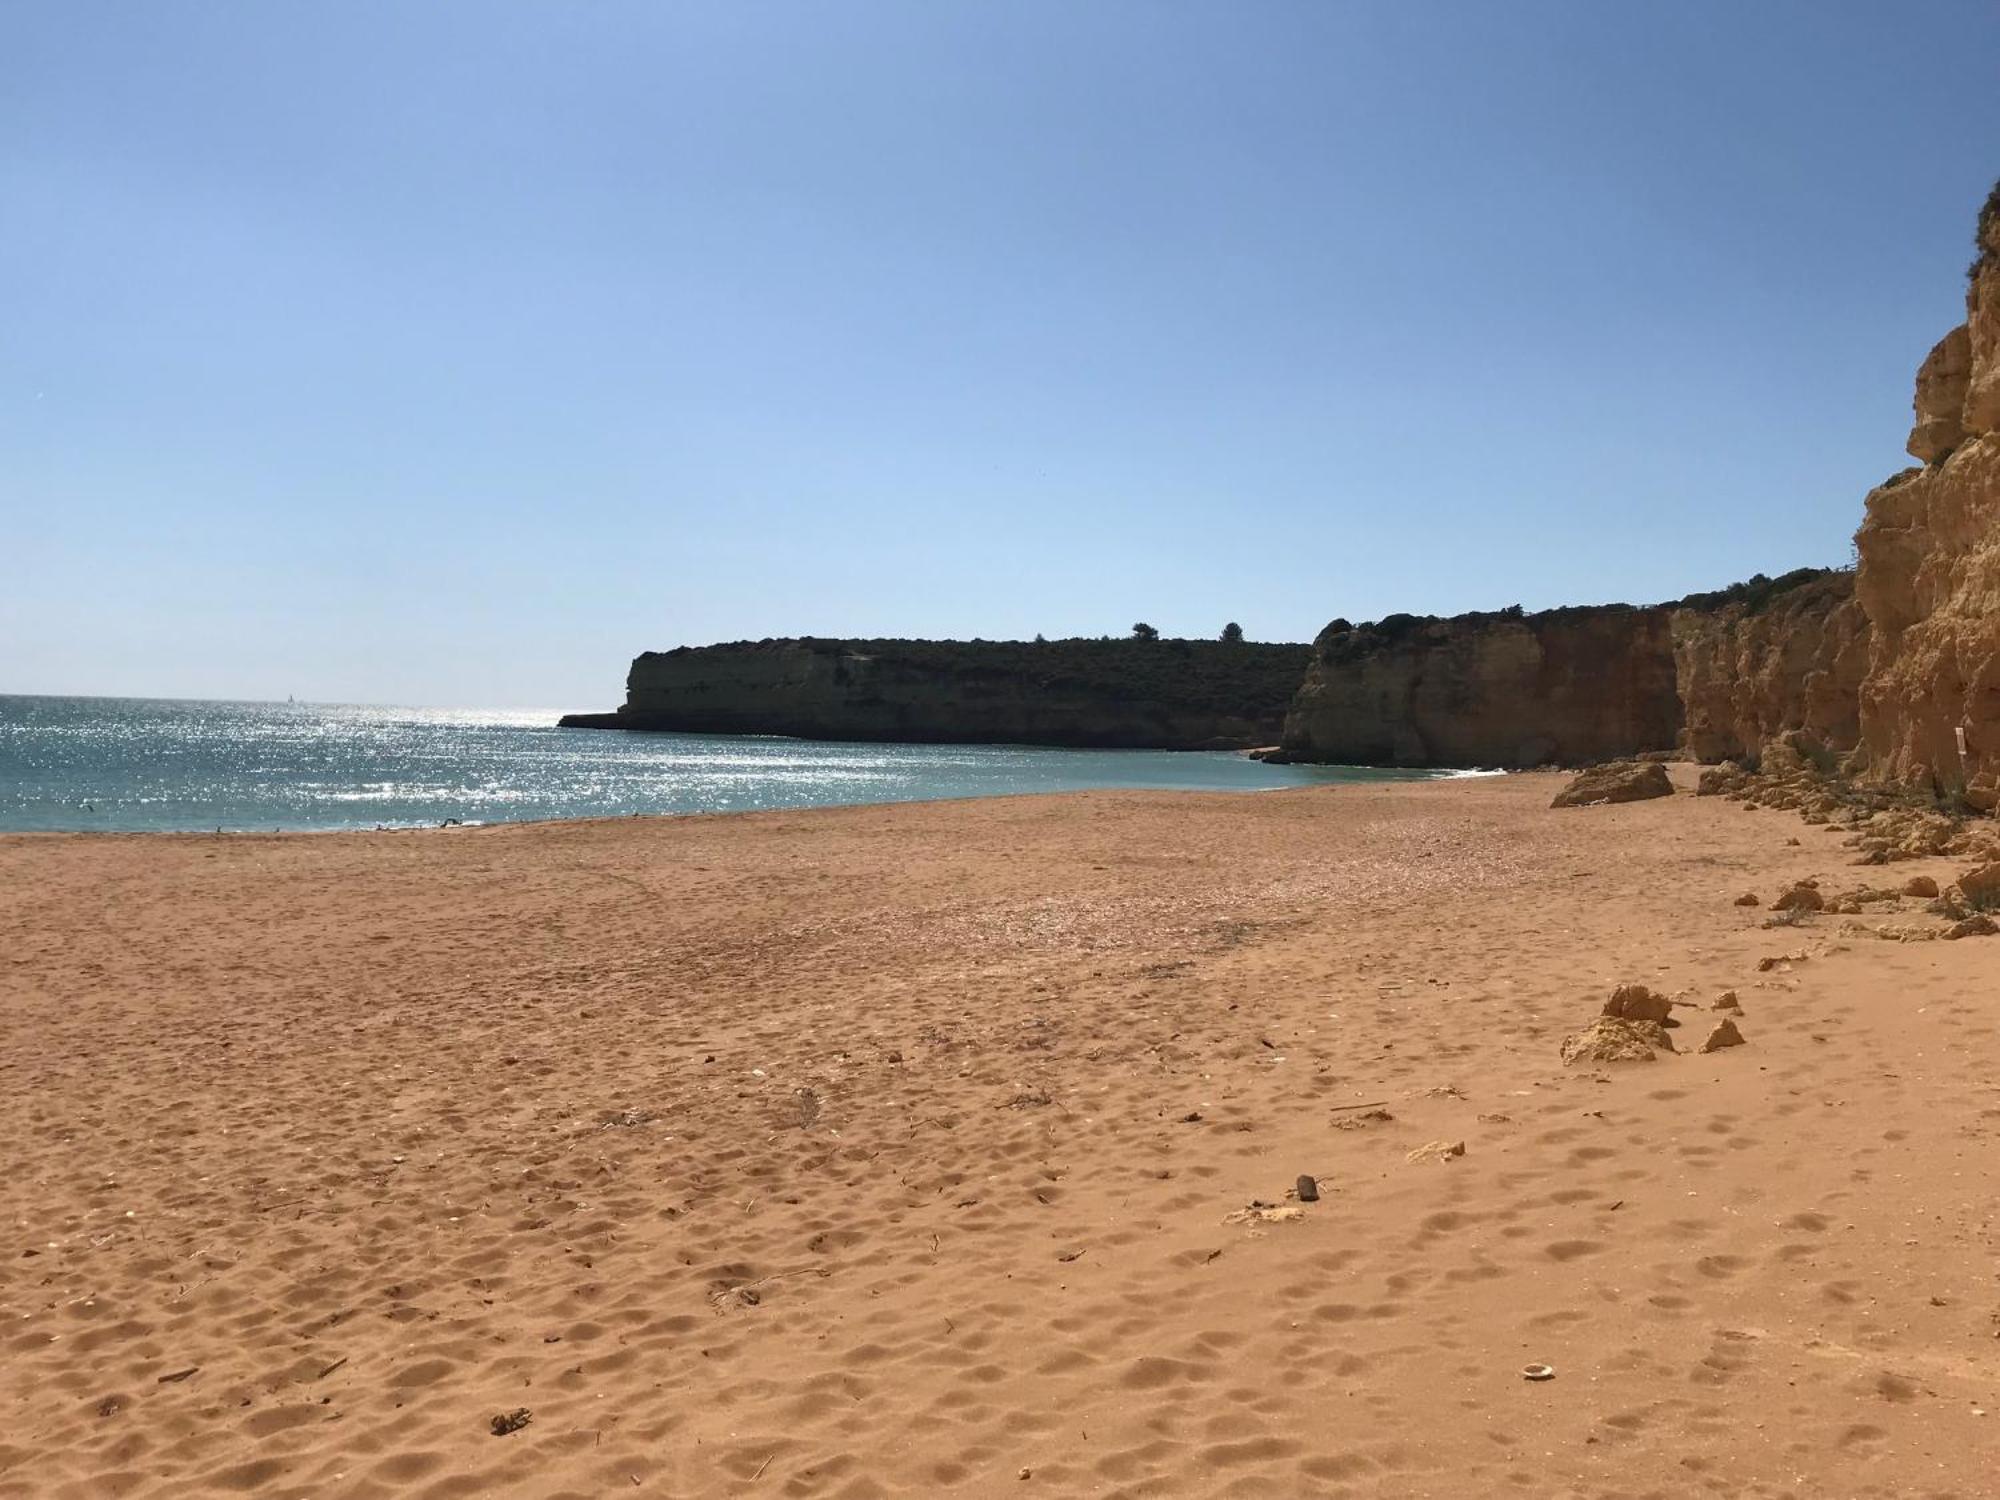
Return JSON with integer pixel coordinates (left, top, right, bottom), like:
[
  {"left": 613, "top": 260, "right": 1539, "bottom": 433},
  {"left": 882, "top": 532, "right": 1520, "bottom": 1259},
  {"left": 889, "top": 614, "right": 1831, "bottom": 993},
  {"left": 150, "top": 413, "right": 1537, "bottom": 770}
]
[{"left": 2, "top": 772, "right": 1996, "bottom": 1497}]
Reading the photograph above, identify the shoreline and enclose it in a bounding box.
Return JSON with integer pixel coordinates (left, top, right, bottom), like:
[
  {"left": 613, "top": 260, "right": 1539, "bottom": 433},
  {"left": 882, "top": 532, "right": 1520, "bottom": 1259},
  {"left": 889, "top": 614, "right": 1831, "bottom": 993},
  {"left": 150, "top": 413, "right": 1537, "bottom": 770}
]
[
  {"left": 4, "top": 769, "right": 1995, "bottom": 1497},
  {"left": 0, "top": 762, "right": 1477, "bottom": 841}
]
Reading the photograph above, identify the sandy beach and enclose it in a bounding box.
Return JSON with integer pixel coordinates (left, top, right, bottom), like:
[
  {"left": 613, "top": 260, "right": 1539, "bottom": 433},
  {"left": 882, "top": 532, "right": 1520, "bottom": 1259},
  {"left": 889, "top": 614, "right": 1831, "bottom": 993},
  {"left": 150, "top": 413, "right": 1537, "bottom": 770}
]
[{"left": 3, "top": 771, "right": 1997, "bottom": 1498}]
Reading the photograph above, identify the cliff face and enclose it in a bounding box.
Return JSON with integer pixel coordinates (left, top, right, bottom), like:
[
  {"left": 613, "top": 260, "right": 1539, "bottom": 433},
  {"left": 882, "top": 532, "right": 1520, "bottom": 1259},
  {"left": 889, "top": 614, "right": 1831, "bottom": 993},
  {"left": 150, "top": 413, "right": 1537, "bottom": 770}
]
[
  {"left": 559, "top": 637, "right": 1309, "bottom": 751},
  {"left": 562, "top": 186, "right": 2000, "bottom": 781},
  {"left": 1274, "top": 571, "right": 1861, "bottom": 771},
  {"left": 1280, "top": 183, "right": 2000, "bottom": 778},
  {"left": 1274, "top": 606, "right": 1681, "bottom": 768},
  {"left": 1670, "top": 573, "right": 1868, "bottom": 765},
  {"left": 1852, "top": 183, "right": 2000, "bottom": 808}
]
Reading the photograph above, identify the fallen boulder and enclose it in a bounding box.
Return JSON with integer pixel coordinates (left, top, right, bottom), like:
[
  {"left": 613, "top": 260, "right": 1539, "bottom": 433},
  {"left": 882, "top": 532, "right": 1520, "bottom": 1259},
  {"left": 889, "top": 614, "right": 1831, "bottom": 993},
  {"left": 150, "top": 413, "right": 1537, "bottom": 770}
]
[
  {"left": 1699, "top": 1018, "right": 1746, "bottom": 1053},
  {"left": 1772, "top": 882, "right": 1824, "bottom": 912},
  {"left": 1955, "top": 861, "right": 2000, "bottom": 909},
  {"left": 1560, "top": 1016, "right": 1672, "bottom": 1066},
  {"left": 1601, "top": 983, "right": 1673, "bottom": 1024},
  {"left": 1696, "top": 763, "right": 1749, "bottom": 797},
  {"left": 1552, "top": 761, "right": 1674, "bottom": 809}
]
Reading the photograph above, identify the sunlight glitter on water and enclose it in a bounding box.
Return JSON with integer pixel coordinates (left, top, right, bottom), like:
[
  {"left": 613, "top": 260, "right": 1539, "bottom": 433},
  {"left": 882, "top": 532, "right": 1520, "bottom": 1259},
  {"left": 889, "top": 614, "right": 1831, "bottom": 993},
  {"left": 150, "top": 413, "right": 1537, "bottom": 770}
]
[{"left": 0, "top": 695, "right": 1464, "bottom": 832}]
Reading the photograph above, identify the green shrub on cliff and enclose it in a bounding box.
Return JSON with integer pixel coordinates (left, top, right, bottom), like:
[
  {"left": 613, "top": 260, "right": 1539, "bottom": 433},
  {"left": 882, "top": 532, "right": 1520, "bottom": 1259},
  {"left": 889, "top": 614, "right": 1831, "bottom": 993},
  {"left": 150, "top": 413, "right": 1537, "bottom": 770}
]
[
  {"left": 1972, "top": 175, "right": 2000, "bottom": 282},
  {"left": 1320, "top": 567, "right": 1848, "bottom": 649}
]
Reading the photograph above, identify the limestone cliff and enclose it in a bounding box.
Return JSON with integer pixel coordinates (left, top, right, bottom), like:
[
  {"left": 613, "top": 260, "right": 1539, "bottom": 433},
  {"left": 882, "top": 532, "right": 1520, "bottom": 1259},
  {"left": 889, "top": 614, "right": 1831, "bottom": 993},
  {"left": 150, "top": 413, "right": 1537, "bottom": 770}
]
[
  {"left": 559, "top": 637, "right": 1309, "bottom": 751},
  {"left": 1273, "top": 571, "right": 1857, "bottom": 771},
  {"left": 1280, "top": 182, "right": 2000, "bottom": 777},
  {"left": 1271, "top": 605, "right": 1681, "bottom": 768},
  {"left": 1669, "top": 572, "right": 1868, "bottom": 765},
  {"left": 562, "top": 187, "right": 2000, "bottom": 780},
  {"left": 1851, "top": 181, "right": 2000, "bottom": 808}
]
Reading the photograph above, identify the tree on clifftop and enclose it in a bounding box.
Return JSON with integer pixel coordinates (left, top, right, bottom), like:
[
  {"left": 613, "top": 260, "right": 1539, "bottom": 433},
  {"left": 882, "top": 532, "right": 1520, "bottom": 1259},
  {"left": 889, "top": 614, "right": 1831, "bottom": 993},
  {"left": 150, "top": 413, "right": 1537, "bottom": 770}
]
[
  {"left": 1220, "top": 621, "right": 1244, "bottom": 643},
  {"left": 1131, "top": 622, "right": 1159, "bottom": 641}
]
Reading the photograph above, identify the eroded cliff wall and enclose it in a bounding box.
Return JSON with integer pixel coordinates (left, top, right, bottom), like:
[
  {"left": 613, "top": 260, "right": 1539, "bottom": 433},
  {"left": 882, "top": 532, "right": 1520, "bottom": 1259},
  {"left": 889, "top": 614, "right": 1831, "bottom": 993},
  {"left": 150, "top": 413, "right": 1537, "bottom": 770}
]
[
  {"left": 1669, "top": 573, "right": 1868, "bottom": 765},
  {"left": 1851, "top": 183, "right": 2000, "bottom": 808},
  {"left": 560, "top": 637, "right": 1308, "bottom": 751},
  {"left": 1273, "top": 570, "right": 1861, "bottom": 771},
  {"left": 1273, "top": 605, "right": 1682, "bottom": 768}
]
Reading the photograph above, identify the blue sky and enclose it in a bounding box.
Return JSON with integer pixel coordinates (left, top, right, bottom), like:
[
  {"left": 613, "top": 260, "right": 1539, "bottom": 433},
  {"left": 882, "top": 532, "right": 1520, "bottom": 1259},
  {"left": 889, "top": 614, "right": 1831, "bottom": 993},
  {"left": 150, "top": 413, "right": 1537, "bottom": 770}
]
[{"left": 6, "top": 2, "right": 1997, "bottom": 706}]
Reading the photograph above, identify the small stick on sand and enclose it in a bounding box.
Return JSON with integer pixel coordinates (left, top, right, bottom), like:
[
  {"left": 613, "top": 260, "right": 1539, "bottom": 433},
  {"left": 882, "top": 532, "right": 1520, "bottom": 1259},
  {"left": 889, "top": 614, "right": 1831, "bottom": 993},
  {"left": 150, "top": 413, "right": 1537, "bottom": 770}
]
[{"left": 1328, "top": 1101, "right": 1389, "bottom": 1113}]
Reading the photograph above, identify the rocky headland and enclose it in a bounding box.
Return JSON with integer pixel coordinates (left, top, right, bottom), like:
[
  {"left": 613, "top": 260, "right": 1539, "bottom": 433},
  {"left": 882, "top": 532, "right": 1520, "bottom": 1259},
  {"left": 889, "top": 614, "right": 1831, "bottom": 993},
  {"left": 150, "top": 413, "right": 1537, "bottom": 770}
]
[
  {"left": 566, "top": 181, "right": 2000, "bottom": 800},
  {"left": 1266, "top": 568, "right": 1858, "bottom": 770},
  {"left": 559, "top": 636, "right": 1309, "bottom": 751},
  {"left": 1266, "top": 601, "right": 1680, "bottom": 769}
]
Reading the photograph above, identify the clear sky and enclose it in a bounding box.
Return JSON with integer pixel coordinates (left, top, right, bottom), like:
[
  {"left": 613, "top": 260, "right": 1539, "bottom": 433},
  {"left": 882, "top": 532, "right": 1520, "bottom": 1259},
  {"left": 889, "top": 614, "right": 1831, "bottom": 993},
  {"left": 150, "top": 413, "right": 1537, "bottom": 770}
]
[{"left": 6, "top": 2, "right": 1998, "bottom": 707}]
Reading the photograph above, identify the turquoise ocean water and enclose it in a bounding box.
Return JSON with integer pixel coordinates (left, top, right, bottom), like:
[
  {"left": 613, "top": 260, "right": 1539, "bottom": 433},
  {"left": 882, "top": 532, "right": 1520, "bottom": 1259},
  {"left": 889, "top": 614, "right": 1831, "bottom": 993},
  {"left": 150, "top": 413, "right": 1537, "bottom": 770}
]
[{"left": 0, "top": 695, "right": 1455, "bottom": 833}]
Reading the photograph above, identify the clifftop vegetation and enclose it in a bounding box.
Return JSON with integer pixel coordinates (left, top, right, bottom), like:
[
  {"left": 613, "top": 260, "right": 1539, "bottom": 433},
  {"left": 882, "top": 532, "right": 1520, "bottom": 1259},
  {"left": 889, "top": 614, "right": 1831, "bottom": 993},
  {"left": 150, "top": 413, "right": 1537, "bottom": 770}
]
[{"left": 1317, "top": 567, "right": 1850, "bottom": 646}]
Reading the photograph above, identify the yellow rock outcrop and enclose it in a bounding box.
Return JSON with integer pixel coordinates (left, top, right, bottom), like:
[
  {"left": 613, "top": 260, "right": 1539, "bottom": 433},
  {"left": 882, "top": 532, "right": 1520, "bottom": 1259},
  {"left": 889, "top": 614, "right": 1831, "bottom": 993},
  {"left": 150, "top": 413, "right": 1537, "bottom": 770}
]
[{"left": 1853, "top": 181, "right": 2000, "bottom": 808}]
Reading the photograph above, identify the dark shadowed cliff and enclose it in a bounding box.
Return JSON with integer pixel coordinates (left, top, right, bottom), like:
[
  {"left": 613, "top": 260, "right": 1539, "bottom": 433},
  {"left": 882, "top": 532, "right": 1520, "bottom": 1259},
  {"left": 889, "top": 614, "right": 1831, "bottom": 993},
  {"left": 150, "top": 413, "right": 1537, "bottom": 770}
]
[
  {"left": 1270, "top": 570, "right": 1855, "bottom": 770},
  {"left": 559, "top": 637, "right": 1310, "bottom": 751},
  {"left": 1269, "top": 603, "right": 1681, "bottom": 768}
]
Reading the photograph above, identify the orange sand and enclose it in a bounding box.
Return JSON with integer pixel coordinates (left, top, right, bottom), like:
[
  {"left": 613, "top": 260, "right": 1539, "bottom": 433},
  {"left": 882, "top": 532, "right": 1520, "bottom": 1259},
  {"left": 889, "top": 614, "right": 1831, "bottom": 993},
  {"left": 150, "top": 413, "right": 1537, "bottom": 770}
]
[{"left": 2, "top": 772, "right": 1996, "bottom": 1498}]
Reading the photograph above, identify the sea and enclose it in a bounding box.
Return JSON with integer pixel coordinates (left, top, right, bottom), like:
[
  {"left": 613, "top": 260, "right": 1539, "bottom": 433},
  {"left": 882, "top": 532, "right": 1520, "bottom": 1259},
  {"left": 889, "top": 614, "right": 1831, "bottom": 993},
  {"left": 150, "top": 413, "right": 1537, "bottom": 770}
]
[{"left": 0, "top": 695, "right": 1463, "bottom": 834}]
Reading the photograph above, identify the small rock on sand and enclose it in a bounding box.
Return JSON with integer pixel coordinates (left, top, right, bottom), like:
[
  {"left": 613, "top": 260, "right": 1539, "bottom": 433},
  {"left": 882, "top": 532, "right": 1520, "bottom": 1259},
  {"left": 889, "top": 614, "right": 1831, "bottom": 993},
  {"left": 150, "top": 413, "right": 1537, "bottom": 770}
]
[
  {"left": 1331, "top": 1108, "right": 1394, "bottom": 1130},
  {"left": 1946, "top": 914, "right": 1999, "bottom": 939},
  {"left": 1561, "top": 1016, "right": 1672, "bottom": 1066},
  {"left": 1550, "top": 762, "right": 1673, "bottom": 809},
  {"left": 1712, "top": 990, "right": 1743, "bottom": 1012},
  {"left": 1224, "top": 1202, "right": 1304, "bottom": 1225},
  {"left": 1600, "top": 984, "right": 1672, "bottom": 1024},
  {"left": 1772, "top": 882, "right": 1824, "bottom": 912},
  {"left": 1406, "top": 1139, "right": 1466, "bottom": 1164},
  {"left": 1699, "top": 1018, "right": 1746, "bottom": 1053},
  {"left": 1295, "top": 1174, "right": 1320, "bottom": 1202},
  {"left": 1733, "top": 892, "right": 1761, "bottom": 906},
  {"left": 1903, "top": 875, "right": 1939, "bottom": 898},
  {"left": 1756, "top": 952, "right": 1808, "bottom": 972}
]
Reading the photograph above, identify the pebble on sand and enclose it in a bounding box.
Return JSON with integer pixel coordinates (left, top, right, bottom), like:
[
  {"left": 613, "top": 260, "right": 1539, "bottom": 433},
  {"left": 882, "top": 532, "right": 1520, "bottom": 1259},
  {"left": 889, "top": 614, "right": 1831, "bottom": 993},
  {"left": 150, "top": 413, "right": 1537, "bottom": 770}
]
[
  {"left": 1756, "top": 952, "right": 1808, "bottom": 972},
  {"left": 1406, "top": 1139, "right": 1466, "bottom": 1164}
]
